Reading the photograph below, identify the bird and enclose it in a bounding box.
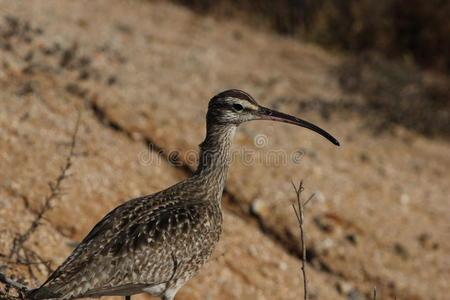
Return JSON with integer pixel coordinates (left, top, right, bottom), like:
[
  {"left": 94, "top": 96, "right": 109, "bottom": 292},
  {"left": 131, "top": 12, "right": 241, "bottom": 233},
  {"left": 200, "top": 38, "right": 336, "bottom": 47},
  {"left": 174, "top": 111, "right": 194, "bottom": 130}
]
[{"left": 26, "top": 89, "right": 339, "bottom": 300}]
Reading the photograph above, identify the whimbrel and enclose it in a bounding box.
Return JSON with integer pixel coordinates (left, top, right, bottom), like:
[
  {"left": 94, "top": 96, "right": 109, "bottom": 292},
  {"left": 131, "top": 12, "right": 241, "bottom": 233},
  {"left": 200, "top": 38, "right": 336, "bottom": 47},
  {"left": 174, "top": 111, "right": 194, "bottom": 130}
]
[{"left": 27, "top": 89, "right": 339, "bottom": 300}]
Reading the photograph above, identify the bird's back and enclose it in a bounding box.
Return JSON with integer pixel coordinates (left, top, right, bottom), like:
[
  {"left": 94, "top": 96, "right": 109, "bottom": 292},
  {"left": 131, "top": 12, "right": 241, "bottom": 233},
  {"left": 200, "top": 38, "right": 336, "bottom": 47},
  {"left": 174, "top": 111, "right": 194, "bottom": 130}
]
[{"left": 28, "top": 179, "right": 223, "bottom": 299}]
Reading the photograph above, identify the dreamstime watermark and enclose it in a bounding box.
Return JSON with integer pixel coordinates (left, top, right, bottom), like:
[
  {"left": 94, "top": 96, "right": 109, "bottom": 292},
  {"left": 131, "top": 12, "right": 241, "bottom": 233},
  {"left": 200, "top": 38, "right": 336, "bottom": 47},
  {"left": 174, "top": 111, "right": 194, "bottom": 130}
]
[{"left": 138, "top": 134, "right": 305, "bottom": 167}]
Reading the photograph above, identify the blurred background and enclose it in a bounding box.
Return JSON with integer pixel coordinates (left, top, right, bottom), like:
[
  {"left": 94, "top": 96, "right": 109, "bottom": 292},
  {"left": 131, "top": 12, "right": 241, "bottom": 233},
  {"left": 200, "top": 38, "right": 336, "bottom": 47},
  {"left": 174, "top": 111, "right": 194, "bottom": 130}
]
[{"left": 0, "top": 1, "right": 448, "bottom": 300}]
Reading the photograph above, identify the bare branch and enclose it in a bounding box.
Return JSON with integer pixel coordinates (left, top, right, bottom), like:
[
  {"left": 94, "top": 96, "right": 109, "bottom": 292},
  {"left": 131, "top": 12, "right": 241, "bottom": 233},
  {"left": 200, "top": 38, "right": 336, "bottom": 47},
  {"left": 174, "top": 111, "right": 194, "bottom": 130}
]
[
  {"left": 290, "top": 180, "right": 313, "bottom": 300},
  {"left": 303, "top": 193, "right": 316, "bottom": 207},
  {"left": 1, "top": 113, "right": 81, "bottom": 299},
  {"left": 9, "top": 112, "right": 81, "bottom": 258}
]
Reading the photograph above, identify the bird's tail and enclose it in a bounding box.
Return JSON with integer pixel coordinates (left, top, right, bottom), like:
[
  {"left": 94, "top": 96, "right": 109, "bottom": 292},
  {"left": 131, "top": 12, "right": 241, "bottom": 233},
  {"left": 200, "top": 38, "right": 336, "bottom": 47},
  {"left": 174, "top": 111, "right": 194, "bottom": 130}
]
[{"left": 26, "top": 287, "right": 60, "bottom": 300}]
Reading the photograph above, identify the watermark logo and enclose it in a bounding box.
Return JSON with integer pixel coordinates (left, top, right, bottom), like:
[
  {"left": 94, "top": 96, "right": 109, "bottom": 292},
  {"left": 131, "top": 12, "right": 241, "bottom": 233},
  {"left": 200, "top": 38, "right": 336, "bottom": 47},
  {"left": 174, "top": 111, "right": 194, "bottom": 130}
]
[
  {"left": 138, "top": 135, "right": 306, "bottom": 167},
  {"left": 254, "top": 134, "right": 268, "bottom": 148}
]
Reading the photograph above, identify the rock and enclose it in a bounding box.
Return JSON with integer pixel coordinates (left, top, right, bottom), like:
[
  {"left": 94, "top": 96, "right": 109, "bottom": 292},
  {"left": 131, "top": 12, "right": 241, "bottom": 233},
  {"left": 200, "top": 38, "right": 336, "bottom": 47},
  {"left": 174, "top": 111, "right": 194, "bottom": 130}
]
[
  {"left": 393, "top": 243, "right": 409, "bottom": 260},
  {"left": 417, "top": 233, "right": 439, "bottom": 250},
  {"left": 336, "top": 280, "right": 354, "bottom": 295},
  {"left": 250, "top": 198, "right": 269, "bottom": 217},
  {"left": 106, "top": 75, "right": 117, "bottom": 85},
  {"left": 345, "top": 233, "right": 358, "bottom": 245}
]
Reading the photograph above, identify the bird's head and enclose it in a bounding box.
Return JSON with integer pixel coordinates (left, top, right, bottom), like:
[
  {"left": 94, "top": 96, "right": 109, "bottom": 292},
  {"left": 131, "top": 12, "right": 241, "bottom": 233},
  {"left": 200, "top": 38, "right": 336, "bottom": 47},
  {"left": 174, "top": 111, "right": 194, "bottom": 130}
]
[{"left": 207, "top": 89, "right": 340, "bottom": 146}]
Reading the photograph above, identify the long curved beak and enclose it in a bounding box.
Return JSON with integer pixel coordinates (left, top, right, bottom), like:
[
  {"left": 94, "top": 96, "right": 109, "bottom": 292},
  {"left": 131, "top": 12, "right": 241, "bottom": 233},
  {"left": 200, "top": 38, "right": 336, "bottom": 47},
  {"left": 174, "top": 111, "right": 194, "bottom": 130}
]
[{"left": 257, "top": 106, "right": 340, "bottom": 146}]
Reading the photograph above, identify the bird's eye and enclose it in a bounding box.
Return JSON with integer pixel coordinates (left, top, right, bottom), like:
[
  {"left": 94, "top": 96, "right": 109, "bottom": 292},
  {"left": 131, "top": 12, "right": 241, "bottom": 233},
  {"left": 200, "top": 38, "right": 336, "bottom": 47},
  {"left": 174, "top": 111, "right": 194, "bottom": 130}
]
[{"left": 232, "top": 103, "right": 244, "bottom": 112}]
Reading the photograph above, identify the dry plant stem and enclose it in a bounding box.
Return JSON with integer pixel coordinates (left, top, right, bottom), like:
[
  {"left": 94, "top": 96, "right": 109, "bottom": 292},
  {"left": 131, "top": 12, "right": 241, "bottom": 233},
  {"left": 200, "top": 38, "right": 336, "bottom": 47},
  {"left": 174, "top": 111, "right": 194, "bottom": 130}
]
[
  {"left": 1, "top": 113, "right": 81, "bottom": 298},
  {"left": 9, "top": 112, "right": 81, "bottom": 258},
  {"left": 290, "top": 180, "right": 313, "bottom": 300}
]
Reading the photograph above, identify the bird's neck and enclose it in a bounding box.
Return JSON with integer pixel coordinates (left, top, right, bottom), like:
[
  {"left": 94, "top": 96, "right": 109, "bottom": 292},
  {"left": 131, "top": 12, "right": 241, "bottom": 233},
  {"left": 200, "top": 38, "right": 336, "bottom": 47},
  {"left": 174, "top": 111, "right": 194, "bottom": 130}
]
[{"left": 194, "top": 122, "right": 236, "bottom": 196}]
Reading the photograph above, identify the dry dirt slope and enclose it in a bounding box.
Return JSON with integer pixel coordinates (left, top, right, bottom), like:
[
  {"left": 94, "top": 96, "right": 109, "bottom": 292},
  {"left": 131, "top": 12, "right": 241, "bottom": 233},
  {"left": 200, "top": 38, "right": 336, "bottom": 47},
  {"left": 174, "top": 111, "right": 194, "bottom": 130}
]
[{"left": 0, "top": 1, "right": 449, "bottom": 300}]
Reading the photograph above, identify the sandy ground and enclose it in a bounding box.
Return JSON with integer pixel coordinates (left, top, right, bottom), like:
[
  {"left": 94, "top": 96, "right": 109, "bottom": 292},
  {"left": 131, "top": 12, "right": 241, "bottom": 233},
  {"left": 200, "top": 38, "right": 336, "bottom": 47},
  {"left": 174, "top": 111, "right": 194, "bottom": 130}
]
[{"left": 0, "top": 1, "right": 449, "bottom": 300}]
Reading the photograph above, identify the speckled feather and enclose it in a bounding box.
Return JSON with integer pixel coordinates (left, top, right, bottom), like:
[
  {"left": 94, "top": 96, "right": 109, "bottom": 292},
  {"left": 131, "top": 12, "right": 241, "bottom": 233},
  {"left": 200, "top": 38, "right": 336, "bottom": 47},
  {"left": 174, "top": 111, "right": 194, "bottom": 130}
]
[
  {"left": 27, "top": 90, "right": 253, "bottom": 300},
  {"left": 29, "top": 181, "right": 224, "bottom": 299}
]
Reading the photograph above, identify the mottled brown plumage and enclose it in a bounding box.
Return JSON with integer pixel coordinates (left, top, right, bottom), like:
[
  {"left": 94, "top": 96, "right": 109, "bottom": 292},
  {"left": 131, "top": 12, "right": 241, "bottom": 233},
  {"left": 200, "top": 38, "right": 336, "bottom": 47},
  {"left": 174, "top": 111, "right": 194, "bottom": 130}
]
[{"left": 27, "top": 89, "right": 339, "bottom": 300}]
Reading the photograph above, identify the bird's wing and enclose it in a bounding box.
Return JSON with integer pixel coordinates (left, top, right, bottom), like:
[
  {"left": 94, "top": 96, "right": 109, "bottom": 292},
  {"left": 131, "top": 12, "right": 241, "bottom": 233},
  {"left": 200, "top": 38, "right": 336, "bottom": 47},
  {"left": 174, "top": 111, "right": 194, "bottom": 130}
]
[{"left": 33, "top": 193, "right": 210, "bottom": 299}]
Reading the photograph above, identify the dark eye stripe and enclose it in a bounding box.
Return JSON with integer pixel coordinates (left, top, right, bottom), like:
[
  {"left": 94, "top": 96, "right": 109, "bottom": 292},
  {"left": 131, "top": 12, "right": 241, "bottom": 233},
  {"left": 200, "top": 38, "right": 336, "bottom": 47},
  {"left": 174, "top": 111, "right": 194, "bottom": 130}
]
[{"left": 232, "top": 103, "right": 244, "bottom": 111}]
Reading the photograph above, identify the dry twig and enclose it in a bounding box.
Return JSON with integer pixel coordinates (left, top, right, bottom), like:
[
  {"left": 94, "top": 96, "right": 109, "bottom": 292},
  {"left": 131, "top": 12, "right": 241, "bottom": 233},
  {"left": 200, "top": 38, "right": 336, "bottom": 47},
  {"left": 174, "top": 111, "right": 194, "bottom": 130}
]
[
  {"left": 9, "top": 112, "right": 80, "bottom": 258},
  {"left": 290, "top": 180, "right": 315, "bottom": 300},
  {"left": 0, "top": 113, "right": 81, "bottom": 298}
]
